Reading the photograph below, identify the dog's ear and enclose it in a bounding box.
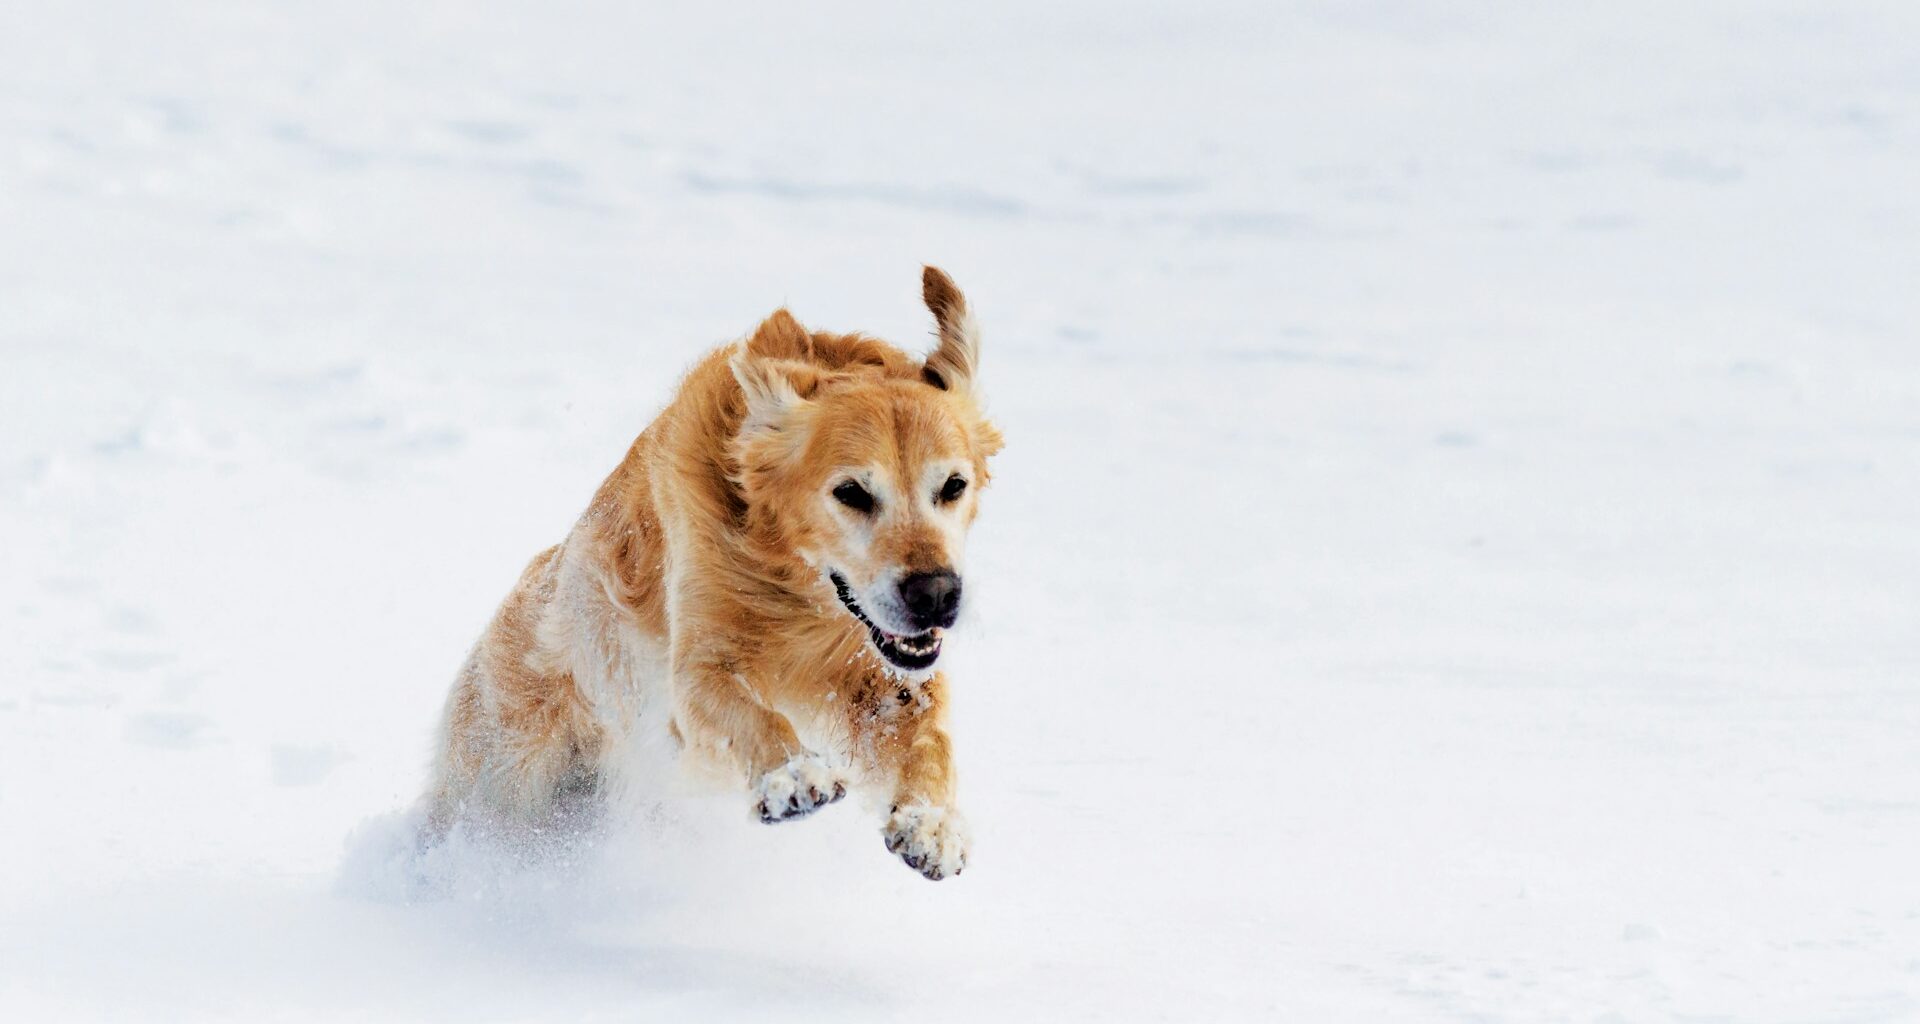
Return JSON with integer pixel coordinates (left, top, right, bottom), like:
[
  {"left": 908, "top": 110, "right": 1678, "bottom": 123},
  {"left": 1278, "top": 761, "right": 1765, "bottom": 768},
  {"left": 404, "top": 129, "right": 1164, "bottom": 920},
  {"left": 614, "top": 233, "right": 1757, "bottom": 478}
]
[
  {"left": 741, "top": 307, "right": 817, "bottom": 363},
  {"left": 744, "top": 308, "right": 815, "bottom": 361},
  {"left": 973, "top": 417, "right": 1005, "bottom": 460},
  {"left": 730, "top": 350, "right": 821, "bottom": 501},
  {"left": 730, "top": 347, "right": 820, "bottom": 436},
  {"left": 921, "top": 266, "right": 981, "bottom": 393}
]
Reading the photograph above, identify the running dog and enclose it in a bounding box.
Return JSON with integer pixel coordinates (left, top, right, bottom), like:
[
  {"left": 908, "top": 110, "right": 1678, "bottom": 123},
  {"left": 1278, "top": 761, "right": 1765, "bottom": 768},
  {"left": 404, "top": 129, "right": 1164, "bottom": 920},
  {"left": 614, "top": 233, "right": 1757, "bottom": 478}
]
[{"left": 422, "top": 267, "right": 1002, "bottom": 880}]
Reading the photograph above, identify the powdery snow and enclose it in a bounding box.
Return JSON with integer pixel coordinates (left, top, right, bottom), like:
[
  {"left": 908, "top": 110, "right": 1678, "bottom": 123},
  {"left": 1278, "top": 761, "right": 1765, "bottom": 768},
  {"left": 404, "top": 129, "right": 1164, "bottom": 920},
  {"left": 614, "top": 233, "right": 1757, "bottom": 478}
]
[{"left": 3, "top": 3, "right": 1919, "bottom": 1021}]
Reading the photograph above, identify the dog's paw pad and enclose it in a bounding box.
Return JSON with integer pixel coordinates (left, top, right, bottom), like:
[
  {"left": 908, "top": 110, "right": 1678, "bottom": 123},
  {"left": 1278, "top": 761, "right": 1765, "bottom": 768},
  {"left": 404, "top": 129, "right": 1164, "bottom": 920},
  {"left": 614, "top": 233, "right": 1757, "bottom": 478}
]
[
  {"left": 883, "top": 803, "right": 969, "bottom": 880},
  {"left": 754, "top": 755, "right": 849, "bottom": 824}
]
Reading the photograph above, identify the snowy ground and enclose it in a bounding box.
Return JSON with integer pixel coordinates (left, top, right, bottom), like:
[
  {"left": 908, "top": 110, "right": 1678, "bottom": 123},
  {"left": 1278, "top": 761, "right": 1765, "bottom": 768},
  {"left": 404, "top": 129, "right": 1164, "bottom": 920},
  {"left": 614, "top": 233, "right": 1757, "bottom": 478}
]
[{"left": 4, "top": 2, "right": 1920, "bottom": 1020}]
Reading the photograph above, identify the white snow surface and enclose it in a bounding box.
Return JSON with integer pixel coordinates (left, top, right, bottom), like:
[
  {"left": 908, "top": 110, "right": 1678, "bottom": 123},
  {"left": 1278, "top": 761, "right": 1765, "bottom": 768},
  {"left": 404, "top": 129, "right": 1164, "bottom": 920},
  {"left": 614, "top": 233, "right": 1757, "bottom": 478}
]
[{"left": 4, "top": 3, "right": 1920, "bottom": 1020}]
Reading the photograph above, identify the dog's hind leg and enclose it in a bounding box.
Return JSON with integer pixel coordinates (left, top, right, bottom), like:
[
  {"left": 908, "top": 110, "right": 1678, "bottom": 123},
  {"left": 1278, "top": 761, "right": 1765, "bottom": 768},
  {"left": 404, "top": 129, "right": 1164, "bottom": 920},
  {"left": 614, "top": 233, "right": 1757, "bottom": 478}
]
[
  {"left": 419, "top": 544, "right": 606, "bottom": 839},
  {"left": 420, "top": 655, "right": 488, "bottom": 843}
]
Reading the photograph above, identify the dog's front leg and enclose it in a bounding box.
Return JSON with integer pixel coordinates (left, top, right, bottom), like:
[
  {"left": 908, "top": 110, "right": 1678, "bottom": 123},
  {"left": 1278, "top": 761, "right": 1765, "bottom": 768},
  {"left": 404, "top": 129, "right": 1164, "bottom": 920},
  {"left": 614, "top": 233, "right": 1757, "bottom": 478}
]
[
  {"left": 860, "top": 675, "right": 970, "bottom": 880},
  {"left": 672, "top": 652, "right": 849, "bottom": 824}
]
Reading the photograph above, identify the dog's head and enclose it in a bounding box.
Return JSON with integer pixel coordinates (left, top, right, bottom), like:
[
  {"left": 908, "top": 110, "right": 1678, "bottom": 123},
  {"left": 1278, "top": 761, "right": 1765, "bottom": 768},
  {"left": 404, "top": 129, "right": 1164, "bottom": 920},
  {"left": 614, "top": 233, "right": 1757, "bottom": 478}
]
[{"left": 730, "top": 267, "right": 1004, "bottom": 674}]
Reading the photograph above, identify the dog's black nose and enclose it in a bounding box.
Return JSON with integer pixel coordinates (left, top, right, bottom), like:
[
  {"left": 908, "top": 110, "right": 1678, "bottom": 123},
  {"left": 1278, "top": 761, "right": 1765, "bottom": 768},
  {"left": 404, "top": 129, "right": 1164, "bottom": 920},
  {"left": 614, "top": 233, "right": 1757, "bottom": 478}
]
[{"left": 899, "top": 571, "right": 962, "bottom": 630}]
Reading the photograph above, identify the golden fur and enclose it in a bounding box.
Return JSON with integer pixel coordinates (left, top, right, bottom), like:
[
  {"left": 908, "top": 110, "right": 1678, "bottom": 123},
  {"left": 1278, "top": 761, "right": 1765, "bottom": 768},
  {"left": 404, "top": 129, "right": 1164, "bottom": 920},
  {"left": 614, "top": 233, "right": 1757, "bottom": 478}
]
[{"left": 423, "top": 267, "right": 1001, "bottom": 880}]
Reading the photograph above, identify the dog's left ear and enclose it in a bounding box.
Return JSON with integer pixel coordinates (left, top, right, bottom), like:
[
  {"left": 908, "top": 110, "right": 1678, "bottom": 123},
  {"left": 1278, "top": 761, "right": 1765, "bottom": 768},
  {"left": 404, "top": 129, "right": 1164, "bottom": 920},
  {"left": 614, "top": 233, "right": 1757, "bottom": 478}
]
[{"left": 922, "top": 266, "right": 981, "bottom": 393}]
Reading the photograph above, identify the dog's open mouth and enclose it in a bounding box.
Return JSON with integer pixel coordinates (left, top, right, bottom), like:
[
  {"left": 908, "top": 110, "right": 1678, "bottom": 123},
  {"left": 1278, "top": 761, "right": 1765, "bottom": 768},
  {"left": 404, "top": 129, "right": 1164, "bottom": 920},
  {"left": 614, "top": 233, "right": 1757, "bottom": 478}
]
[{"left": 829, "top": 572, "right": 943, "bottom": 671}]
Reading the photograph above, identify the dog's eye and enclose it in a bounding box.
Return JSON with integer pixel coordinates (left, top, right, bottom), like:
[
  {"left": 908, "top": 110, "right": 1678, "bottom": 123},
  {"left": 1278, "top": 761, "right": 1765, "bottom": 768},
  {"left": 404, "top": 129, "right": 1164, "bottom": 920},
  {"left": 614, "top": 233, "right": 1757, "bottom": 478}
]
[
  {"left": 938, "top": 475, "right": 968, "bottom": 503},
  {"left": 832, "top": 480, "right": 876, "bottom": 514}
]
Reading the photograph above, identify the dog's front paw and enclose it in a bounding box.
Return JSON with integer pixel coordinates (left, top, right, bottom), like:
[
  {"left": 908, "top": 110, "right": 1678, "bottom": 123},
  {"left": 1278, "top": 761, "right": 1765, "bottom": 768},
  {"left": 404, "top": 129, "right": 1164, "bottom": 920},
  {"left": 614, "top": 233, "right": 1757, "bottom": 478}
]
[
  {"left": 883, "top": 803, "right": 969, "bottom": 881},
  {"left": 754, "top": 754, "right": 849, "bottom": 824}
]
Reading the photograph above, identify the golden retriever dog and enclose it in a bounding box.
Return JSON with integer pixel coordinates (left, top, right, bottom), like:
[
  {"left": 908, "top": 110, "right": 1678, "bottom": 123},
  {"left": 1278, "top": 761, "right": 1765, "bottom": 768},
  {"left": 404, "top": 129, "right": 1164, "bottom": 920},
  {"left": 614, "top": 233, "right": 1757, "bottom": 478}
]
[{"left": 421, "top": 267, "right": 1002, "bottom": 880}]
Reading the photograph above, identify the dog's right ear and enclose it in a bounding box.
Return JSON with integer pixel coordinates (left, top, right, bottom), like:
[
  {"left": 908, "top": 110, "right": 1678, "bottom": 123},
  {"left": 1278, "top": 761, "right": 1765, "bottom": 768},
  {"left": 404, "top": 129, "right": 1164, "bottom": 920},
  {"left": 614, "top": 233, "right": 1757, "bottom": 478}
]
[
  {"left": 730, "top": 346, "right": 819, "bottom": 436},
  {"left": 744, "top": 308, "right": 815, "bottom": 361},
  {"left": 730, "top": 350, "right": 821, "bottom": 502}
]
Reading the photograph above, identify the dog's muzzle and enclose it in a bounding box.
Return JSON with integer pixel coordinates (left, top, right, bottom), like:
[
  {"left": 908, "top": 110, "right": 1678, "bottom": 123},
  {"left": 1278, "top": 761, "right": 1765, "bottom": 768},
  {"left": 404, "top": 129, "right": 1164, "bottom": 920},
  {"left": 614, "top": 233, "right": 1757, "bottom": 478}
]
[{"left": 829, "top": 571, "right": 944, "bottom": 671}]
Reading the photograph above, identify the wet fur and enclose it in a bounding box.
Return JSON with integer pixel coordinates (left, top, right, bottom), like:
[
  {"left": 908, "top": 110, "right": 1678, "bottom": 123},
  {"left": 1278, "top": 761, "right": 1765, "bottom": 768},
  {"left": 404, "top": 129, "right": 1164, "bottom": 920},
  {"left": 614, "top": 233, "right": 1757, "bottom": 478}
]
[{"left": 422, "top": 268, "right": 1001, "bottom": 879}]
